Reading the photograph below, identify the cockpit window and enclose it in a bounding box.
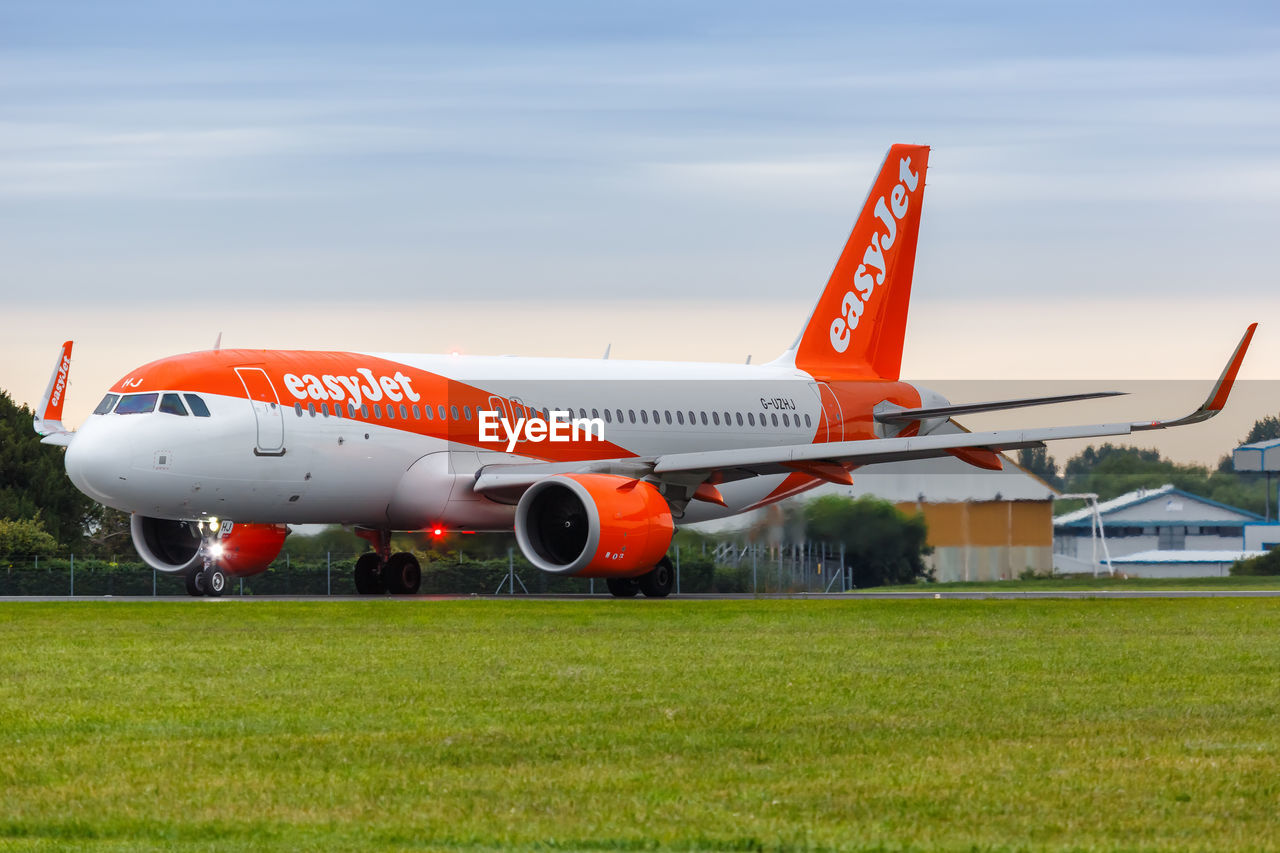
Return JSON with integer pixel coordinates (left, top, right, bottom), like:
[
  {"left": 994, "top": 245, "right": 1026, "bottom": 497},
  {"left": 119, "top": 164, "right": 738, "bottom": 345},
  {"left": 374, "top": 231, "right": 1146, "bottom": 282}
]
[
  {"left": 115, "top": 393, "right": 158, "bottom": 415},
  {"left": 93, "top": 394, "right": 119, "bottom": 415},
  {"left": 184, "top": 394, "right": 211, "bottom": 417},
  {"left": 160, "top": 393, "right": 188, "bottom": 416}
]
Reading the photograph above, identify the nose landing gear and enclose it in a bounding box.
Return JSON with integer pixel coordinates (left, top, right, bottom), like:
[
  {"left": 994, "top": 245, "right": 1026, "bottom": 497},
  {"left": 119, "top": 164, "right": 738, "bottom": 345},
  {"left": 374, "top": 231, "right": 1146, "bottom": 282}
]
[{"left": 184, "top": 538, "right": 228, "bottom": 597}]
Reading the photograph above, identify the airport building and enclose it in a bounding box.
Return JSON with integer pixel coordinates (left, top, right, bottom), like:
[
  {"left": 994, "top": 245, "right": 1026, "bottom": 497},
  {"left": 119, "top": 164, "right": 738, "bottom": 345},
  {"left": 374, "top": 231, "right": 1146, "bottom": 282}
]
[
  {"left": 693, "top": 449, "right": 1057, "bottom": 583},
  {"left": 1053, "top": 484, "right": 1274, "bottom": 576}
]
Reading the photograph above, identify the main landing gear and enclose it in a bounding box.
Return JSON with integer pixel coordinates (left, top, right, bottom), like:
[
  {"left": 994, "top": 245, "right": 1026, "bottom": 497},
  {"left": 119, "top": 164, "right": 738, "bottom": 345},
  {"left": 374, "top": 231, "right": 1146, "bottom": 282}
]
[
  {"left": 353, "top": 528, "right": 421, "bottom": 595},
  {"left": 606, "top": 556, "right": 674, "bottom": 599}
]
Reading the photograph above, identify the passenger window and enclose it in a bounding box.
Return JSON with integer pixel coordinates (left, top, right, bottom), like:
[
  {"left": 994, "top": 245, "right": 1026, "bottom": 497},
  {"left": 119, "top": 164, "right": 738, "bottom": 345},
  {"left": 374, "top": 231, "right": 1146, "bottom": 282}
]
[
  {"left": 603, "top": 409, "right": 612, "bottom": 423},
  {"left": 373, "top": 404, "right": 382, "bottom": 419},
  {"left": 771, "top": 413, "right": 779, "bottom": 427},
  {"left": 712, "top": 412, "right": 720, "bottom": 426},
  {"left": 159, "top": 393, "right": 187, "bottom": 416},
  {"left": 628, "top": 410, "right": 636, "bottom": 424},
  {"left": 805, "top": 413, "right": 812, "bottom": 428},
  {"left": 736, "top": 412, "right": 743, "bottom": 426},
  {"left": 308, "top": 403, "right": 317, "bottom": 417},
  {"left": 701, "top": 412, "right": 709, "bottom": 425},
  {"left": 438, "top": 405, "right": 447, "bottom": 419},
  {"left": 348, "top": 403, "right": 358, "bottom": 418},
  {"left": 579, "top": 408, "right": 587, "bottom": 419},
  {"left": 616, "top": 409, "right": 624, "bottom": 423},
  {"left": 664, "top": 411, "right": 672, "bottom": 425},
  {"left": 450, "top": 405, "right": 459, "bottom": 420},
  {"left": 781, "top": 413, "right": 789, "bottom": 427},
  {"left": 653, "top": 410, "right": 660, "bottom": 424},
  {"left": 321, "top": 405, "right": 329, "bottom": 418},
  {"left": 640, "top": 410, "right": 649, "bottom": 424},
  {"left": 687, "top": 411, "right": 695, "bottom": 425},
  {"left": 94, "top": 394, "right": 120, "bottom": 415},
  {"left": 677, "top": 411, "right": 685, "bottom": 425},
  {"left": 333, "top": 403, "right": 342, "bottom": 417},
  {"left": 360, "top": 405, "right": 369, "bottom": 418},
  {"left": 386, "top": 405, "right": 396, "bottom": 420},
  {"left": 424, "top": 406, "right": 433, "bottom": 420},
  {"left": 183, "top": 394, "right": 211, "bottom": 417},
  {"left": 295, "top": 403, "right": 303, "bottom": 417},
  {"left": 464, "top": 406, "right": 472, "bottom": 421},
  {"left": 115, "top": 393, "right": 158, "bottom": 415},
  {"left": 412, "top": 405, "right": 420, "bottom": 419}
]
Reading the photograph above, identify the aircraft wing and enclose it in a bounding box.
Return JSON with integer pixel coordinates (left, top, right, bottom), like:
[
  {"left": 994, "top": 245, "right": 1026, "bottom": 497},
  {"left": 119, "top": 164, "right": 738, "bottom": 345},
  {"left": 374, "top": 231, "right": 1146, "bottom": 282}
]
[
  {"left": 32, "top": 340, "right": 75, "bottom": 446},
  {"left": 653, "top": 323, "right": 1257, "bottom": 480},
  {"left": 474, "top": 323, "right": 1256, "bottom": 499}
]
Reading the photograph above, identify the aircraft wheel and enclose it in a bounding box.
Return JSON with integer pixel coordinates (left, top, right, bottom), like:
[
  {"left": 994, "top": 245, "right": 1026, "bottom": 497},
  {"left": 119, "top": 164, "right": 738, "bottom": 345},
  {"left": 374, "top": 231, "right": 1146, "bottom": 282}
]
[
  {"left": 639, "top": 557, "right": 675, "bottom": 598},
  {"left": 382, "top": 552, "right": 421, "bottom": 595},
  {"left": 606, "top": 577, "right": 641, "bottom": 598},
  {"left": 185, "top": 568, "right": 207, "bottom": 597},
  {"left": 354, "top": 553, "right": 383, "bottom": 595},
  {"left": 206, "top": 568, "right": 226, "bottom": 597}
]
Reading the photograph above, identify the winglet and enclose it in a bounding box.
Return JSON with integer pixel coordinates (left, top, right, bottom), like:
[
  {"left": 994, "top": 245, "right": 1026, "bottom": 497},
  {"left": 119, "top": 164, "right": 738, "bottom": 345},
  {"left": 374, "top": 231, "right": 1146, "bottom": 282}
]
[
  {"left": 1132, "top": 323, "right": 1257, "bottom": 431},
  {"left": 33, "top": 340, "right": 75, "bottom": 441}
]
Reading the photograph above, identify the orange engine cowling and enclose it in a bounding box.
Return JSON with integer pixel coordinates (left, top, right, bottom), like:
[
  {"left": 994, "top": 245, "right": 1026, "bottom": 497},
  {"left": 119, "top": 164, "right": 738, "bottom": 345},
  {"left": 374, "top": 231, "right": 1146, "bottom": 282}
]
[
  {"left": 514, "top": 474, "right": 674, "bottom": 578},
  {"left": 213, "top": 523, "right": 289, "bottom": 577}
]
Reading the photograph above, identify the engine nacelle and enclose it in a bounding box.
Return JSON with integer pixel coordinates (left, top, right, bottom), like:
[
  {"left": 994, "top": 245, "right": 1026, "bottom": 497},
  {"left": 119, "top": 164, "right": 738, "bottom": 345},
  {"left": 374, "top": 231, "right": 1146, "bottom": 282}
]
[
  {"left": 514, "top": 474, "right": 674, "bottom": 578},
  {"left": 131, "top": 515, "right": 203, "bottom": 574},
  {"left": 212, "top": 522, "right": 289, "bottom": 577},
  {"left": 130, "top": 515, "right": 288, "bottom": 577}
]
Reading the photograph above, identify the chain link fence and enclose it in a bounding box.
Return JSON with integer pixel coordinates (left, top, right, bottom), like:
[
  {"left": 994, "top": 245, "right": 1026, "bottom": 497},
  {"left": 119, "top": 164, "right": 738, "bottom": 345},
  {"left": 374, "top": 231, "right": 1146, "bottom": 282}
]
[{"left": 0, "top": 542, "right": 844, "bottom": 596}]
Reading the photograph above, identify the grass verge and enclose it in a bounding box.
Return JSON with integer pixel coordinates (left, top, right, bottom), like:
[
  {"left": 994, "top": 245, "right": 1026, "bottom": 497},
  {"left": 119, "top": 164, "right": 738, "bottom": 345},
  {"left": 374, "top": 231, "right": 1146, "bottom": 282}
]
[{"left": 1, "top": 599, "right": 1278, "bottom": 851}]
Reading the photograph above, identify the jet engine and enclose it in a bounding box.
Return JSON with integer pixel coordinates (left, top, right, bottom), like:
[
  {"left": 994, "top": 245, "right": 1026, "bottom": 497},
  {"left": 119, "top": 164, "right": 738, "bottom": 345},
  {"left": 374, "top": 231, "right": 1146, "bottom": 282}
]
[
  {"left": 130, "top": 515, "right": 287, "bottom": 577},
  {"left": 514, "top": 474, "right": 674, "bottom": 577}
]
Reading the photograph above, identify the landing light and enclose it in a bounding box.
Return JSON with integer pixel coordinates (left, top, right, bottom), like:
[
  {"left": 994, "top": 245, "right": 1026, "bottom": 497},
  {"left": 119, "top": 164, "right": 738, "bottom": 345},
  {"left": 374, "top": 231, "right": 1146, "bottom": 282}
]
[
  {"left": 208, "top": 542, "right": 224, "bottom": 558},
  {"left": 431, "top": 527, "right": 444, "bottom": 538}
]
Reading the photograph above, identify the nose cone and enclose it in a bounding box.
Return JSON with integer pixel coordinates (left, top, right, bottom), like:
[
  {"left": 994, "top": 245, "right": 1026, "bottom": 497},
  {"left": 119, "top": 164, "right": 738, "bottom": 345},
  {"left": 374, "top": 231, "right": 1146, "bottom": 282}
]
[{"left": 64, "top": 421, "right": 130, "bottom": 509}]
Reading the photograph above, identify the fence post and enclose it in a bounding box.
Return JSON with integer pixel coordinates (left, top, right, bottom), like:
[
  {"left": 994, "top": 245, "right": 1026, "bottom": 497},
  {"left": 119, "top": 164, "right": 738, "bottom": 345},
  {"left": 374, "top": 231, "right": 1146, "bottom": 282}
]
[
  {"left": 327, "top": 552, "right": 331, "bottom": 596},
  {"left": 70, "top": 553, "right": 74, "bottom": 597},
  {"left": 675, "top": 547, "right": 680, "bottom": 595},
  {"left": 840, "top": 542, "right": 846, "bottom": 591},
  {"left": 152, "top": 567, "right": 156, "bottom": 597}
]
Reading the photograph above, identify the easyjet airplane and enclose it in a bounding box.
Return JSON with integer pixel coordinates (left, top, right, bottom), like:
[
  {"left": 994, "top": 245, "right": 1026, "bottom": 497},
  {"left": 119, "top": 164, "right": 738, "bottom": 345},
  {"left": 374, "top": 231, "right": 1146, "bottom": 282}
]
[{"left": 32, "top": 144, "right": 1257, "bottom": 597}]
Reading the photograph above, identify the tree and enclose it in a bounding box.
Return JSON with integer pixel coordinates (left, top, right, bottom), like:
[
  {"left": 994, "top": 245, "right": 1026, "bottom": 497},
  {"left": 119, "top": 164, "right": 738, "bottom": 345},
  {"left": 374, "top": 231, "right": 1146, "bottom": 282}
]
[
  {"left": 1017, "top": 447, "right": 1063, "bottom": 489},
  {"left": 804, "top": 495, "right": 933, "bottom": 587},
  {"left": 0, "top": 516, "right": 58, "bottom": 556},
  {"left": 0, "top": 390, "right": 103, "bottom": 547},
  {"left": 1061, "top": 442, "right": 1271, "bottom": 516}
]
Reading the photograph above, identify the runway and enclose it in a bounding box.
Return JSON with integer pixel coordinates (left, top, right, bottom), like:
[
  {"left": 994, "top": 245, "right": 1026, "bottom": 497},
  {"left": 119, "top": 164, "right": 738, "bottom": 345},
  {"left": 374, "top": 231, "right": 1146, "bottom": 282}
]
[{"left": 3, "top": 590, "right": 1280, "bottom": 602}]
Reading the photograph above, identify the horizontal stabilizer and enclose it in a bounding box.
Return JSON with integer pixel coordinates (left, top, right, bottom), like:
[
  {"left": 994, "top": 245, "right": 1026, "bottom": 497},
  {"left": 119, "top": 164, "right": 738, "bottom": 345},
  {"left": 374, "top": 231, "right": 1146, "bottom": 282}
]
[{"left": 875, "top": 391, "right": 1126, "bottom": 425}]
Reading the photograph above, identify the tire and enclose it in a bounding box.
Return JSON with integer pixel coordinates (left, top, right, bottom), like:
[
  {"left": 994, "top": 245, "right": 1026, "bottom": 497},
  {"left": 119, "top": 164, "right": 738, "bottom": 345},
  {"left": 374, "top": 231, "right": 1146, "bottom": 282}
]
[
  {"left": 354, "top": 553, "right": 383, "bottom": 595},
  {"left": 382, "top": 552, "right": 421, "bottom": 595},
  {"left": 639, "top": 557, "right": 674, "bottom": 598},
  {"left": 606, "top": 577, "right": 641, "bottom": 598},
  {"left": 206, "top": 568, "right": 226, "bottom": 597},
  {"left": 185, "top": 569, "right": 206, "bottom": 597}
]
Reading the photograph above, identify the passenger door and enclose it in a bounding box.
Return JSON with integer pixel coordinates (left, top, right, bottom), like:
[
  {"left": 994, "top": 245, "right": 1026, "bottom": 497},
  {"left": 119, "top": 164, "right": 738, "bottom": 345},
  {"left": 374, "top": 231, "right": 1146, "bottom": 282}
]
[{"left": 234, "top": 367, "right": 286, "bottom": 456}]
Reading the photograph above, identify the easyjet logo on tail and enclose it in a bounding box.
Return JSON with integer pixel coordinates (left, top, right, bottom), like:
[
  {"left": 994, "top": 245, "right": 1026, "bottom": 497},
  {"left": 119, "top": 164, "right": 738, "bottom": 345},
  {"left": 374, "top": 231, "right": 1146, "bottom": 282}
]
[
  {"left": 50, "top": 353, "right": 70, "bottom": 409},
  {"left": 829, "top": 156, "right": 920, "bottom": 353}
]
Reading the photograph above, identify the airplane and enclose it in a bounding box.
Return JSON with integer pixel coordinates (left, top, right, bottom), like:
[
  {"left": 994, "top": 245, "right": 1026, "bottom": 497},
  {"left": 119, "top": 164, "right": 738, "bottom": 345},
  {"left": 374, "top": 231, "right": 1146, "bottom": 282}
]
[{"left": 31, "top": 144, "right": 1257, "bottom": 597}]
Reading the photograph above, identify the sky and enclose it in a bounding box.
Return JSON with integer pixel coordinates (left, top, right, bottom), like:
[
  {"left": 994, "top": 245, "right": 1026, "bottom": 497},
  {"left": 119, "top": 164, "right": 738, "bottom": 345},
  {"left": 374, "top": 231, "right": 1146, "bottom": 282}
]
[{"left": 3, "top": 1, "right": 1280, "bottom": 463}]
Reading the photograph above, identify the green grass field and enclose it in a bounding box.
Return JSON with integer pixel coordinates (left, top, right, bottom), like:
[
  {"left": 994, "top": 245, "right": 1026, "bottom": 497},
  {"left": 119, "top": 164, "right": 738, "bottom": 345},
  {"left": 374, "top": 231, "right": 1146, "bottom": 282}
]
[
  {"left": 2, "top": 600, "right": 1278, "bottom": 851},
  {"left": 877, "top": 574, "right": 1280, "bottom": 592}
]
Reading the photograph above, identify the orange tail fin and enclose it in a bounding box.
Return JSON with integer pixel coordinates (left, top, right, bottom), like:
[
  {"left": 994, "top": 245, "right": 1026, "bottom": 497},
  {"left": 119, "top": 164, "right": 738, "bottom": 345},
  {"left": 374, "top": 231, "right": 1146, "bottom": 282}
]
[{"left": 783, "top": 144, "right": 930, "bottom": 381}]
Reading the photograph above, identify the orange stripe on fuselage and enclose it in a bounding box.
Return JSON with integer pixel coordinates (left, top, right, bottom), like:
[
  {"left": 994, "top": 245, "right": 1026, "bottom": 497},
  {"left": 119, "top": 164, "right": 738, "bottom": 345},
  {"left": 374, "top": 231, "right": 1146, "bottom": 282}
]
[{"left": 109, "top": 349, "right": 637, "bottom": 463}]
